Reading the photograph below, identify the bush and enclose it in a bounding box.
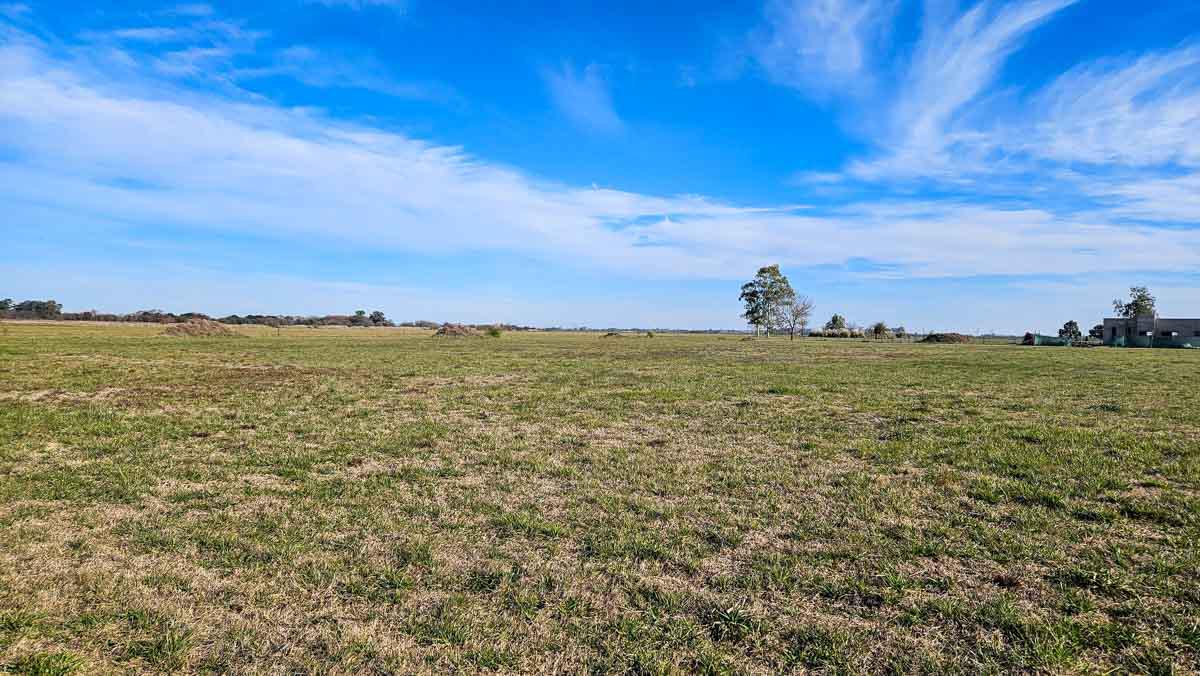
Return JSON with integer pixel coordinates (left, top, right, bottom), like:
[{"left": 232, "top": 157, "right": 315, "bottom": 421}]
[{"left": 486, "top": 326, "right": 503, "bottom": 338}]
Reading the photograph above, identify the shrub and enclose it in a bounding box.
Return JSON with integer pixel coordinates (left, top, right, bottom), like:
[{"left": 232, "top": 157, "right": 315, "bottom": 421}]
[{"left": 486, "top": 326, "right": 503, "bottom": 338}]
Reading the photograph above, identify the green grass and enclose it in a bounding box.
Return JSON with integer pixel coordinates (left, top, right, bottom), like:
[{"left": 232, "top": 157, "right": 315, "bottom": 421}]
[{"left": 1, "top": 321, "right": 1198, "bottom": 672}]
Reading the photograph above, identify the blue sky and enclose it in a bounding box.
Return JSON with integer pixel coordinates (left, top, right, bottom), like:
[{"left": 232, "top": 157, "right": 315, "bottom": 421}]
[{"left": 2, "top": 0, "right": 1199, "bottom": 331}]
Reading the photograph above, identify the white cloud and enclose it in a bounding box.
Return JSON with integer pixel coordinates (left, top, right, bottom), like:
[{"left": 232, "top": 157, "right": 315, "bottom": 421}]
[
  {"left": 1101, "top": 174, "right": 1200, "bottom": 224},
  {"left": 108, "top": 27, "right": 187, "bottom": 42},
  {"left": 752, "top": 0, "right": 896, "bottom": 98},
  {"left": 543, "top": 62, "right": 624, "bottom": 134},
  {"left": 753, "top": 0, "right": 1200, "bottom": 231},
  {"left": 72, "top": 11, "right": 450, "bottom": 103},
  {"left": 306, "top": 0, "right": 405, "bottom": 11},
  {"left": 1021, "top": 45, "right": 1200, "bottom": 168},
  {"left": 850, "top": 0, "right": 1078, "bottom": 179},
  {"left": 1, "top": 17, "right": 1199, "bottom": 306}
]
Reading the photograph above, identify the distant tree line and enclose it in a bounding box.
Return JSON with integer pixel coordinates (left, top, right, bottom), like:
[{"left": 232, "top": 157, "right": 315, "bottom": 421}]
[
  {"left": 0, "top": 298, "right": 555, "bottom": 331},
  {"left": 0, "top": 298, "right": 396, "bottom": 327},
  {"left": 219, "top": 310, "right": 393, "bottom": 327},
  {"left": 1, "top": 298, "right": 63, "bottom": 319}
]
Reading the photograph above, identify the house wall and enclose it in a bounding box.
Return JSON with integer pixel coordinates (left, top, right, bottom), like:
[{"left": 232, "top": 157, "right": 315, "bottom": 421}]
[{"left": 1104, "top": 318, "right": 1200, "bottom": 347}]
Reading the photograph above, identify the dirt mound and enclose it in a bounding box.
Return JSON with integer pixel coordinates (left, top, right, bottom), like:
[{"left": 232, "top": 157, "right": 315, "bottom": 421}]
[
  {"left": 161, "top": 319, "right": 239, "bottom": 338},
  {"left": 921, "top": 332, "right": 972, "bottom": 344},
  {"left": 433, "top": 323, "right": 481, "bottom": 337}
]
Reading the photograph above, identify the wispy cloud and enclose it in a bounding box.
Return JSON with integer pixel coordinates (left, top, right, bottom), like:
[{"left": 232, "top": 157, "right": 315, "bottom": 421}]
[
  {"left": 1020, "top": 44, "right": 1200, "bottom": 168},
  {"left": 751, "top": 0, "right": 1200, "bottom": 233},
  {"left": 3, "top": 24, "right": 1198, "bottom": 289},
  {"left": 752, "top": 0, "right": 897, "bottom": 98},
  {"left": 71, "top": 7, "right": 451, "bottom": 103},
  {"left": 165, "top": 4, "right": 215, "bottom": 18},
  {"left": 236, "top": 44, "right": 460, "bottom": 103},
  {"left": 107, "top": 27, "right": 188, "bottom": 42},
  {"left": 850, "top": 0, "right": 1079, "bottom": 180},
  {"left": 305, "top": 0, "right": 406, "bottom": 11},
  {"left": 543, "top": 62, "right": 624, "bottom": 134}
]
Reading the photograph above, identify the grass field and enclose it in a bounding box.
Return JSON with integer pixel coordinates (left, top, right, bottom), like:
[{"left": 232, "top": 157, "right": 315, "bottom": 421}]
[{"left": 1, "top": 322, "right": 1198, "bottom": 674}]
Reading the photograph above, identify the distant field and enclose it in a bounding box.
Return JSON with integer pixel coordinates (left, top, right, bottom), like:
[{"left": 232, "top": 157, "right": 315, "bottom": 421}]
[{"left": 1, "top": 322, "right": 1197, "bottom": 673}]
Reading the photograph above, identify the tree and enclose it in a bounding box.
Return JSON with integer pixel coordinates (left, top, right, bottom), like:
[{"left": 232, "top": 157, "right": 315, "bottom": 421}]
[
  {"left": 779, "top": 295, "right": 814, "bottom": 341},
  {"left": 1089, "top": 324, "right": 1104, "bottom": 341},
  {"left": 0, "top": 298, "right": 11, "bottom": 313},
  {"left": 893, "top": 326, "right": 908, "bottom": 340},
  {"left": 1059, "top": 320, "right": 1082, "bottom": 342},
  {"left": 351, "top": 309, "right": 370, "bottom": 327},
  {"left": 739, "top": 265, "right": 793, "bottom": 336},
  {"left": 823, "top": 314, "right": 847, "bottom": 332},
  {"left": 871, "top": 321, "right": 890, "bottom": 340},
  {"left": 369, "top": 310, "right": 388, "bottom": 326},
  {"left": 13, "top": 299, "right": 61, "bottom": 319},
  {"left": 1113, "top": 286, "right": 1156, "bottom": 318}
]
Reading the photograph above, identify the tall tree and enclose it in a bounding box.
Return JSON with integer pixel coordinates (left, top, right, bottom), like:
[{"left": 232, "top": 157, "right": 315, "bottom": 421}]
[
  {"left": 1059, "top": 320, "right": 1082, "bottom": 341},
  {"left": 823, "top": 314, "right": 847, "bottom": 331},
  {"left": 739, "top": 265, "right": 793, "bottom": 336},
  {"left": 1112, "top": 286, "right": 1156, "bottom": 318},
  {"left": 780, "top": 295, "right": 814, "bottom": 341},
  {"left": 0, "top": 298, "right": 11, "bottom": 313},
  {"left": 1089, "top": 324, "right": 1104, "bottom": 341},
  {"left": 871, "top": 321, "right": 890, "bottom": 340}
]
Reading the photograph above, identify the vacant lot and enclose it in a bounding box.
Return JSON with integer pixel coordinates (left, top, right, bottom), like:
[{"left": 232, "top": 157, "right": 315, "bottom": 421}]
[{"left": 1, "top": 322, "right": 1197, "bottom": 673}]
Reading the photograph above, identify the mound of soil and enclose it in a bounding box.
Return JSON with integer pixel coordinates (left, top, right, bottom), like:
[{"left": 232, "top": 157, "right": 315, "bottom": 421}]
[
  {"left": 161, "top": 319, "right": 239, "bottom": 338},
  {"left": 433, "top": 323, "right": 481, "bottom": 337},
  {"left": 921, "top": 332, "right": 972, "bottom": 344}
]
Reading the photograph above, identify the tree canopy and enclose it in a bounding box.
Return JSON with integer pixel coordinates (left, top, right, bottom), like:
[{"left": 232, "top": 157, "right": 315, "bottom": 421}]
[
  {"left": 824, "top": 314, "right": 847, "bottom": 331},
  {"left": 1059, "top": 320, "right": 1082, "bottom": 341},
  {"left": 1113, "top": 286, "right": 1156, "bottom": 318},
  {"left": 739, "top": 265, "right": 794, "bottom": 335}
]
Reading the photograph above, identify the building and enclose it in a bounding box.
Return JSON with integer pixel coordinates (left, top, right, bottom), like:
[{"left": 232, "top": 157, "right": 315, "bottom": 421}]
[{"left": 1103, "top": 316, "right": 1200, "bottom": 347}]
